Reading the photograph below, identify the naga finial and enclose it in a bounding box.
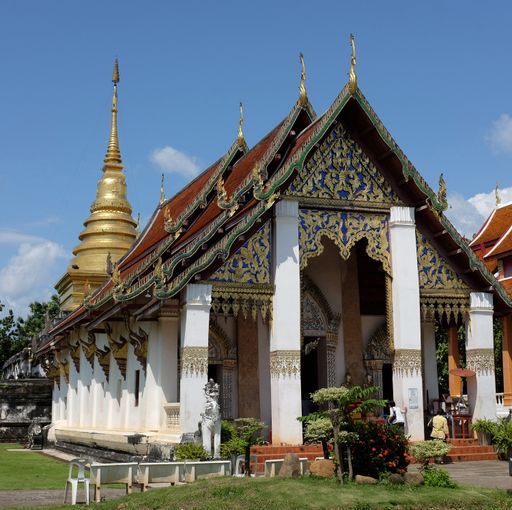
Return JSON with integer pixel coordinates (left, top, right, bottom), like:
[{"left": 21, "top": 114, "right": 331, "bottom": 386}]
[
  {"left": 496, "top": 182, "right": 502, "bottom": 206},
  {"left": 136, "top": 212, "right": 141, "bottom": 237},
  {"left": 83, "top": 280, "right": 91, "bottom": 298},
  {"left": 299, "top": 52, "right": 307, "bottom": 105},
  {"left": 112, "top": 262, "right": 121, "bottom": 286},
  {"left": 438, "top": 173, "right": 448, "bottom": 211},
  {"left": 217, "top": 176, "right": 227, "bottom": 203},
  {"left": 348, "top": 33, "right": 357, "bottom": 95},
  {"left": 160, "top": 173, "right": 165, "bottom": 205},
  {"left": 237, "top": 102, "right": 245, "bottom": 146}
]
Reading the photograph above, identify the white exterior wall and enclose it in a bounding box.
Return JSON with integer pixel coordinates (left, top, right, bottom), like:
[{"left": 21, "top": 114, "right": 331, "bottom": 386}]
[
  {"left": 389, "top": 206, "right": 424, "bottom": 440},
  {"left": 179, "top": 283, "right": 212, "bottom": 434},
  {"left": 144, "top": 319, "right": 178, "bottom": 431},
  {"left": 78, "top": 347, "right": 92, "bottom": 428},
  {"left": 270, "top": 199, "right": 302, "bottom": 444},
  {"left": 67, "top": 351, "right": 79, "bottom": 427},
  {"left": 422, "top": 321, "right": 439, "bottom": 403},
  {"left": 466, "top": 292, "right": 497, "bottom": 421}
]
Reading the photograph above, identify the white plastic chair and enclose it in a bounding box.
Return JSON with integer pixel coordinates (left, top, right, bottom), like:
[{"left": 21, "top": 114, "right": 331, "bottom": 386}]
[{"left": 64, "top": 458, "right": 90, "bottom": 505}]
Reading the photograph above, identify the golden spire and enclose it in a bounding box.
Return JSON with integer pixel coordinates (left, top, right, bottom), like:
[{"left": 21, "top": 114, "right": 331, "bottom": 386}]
[
  {"left": 237, "top": 102, "right": 245, "bottom": 147},
  {"left": 496, "top": 182, "right": 501, "bottom": 206},
  {"left": 299, "top": 52, "right": 307, "bottom": 105},
  {"left": 60, "top": 58, "right": 137, "bottom": 311},
  {"left": 160, "top": 173, "right": 165, "bottom": 204},
  {"left": 105, "top": 58, "right": 121, "bottom": 164},
  {"left": 348, "top": 33, "right": 357, "bottom": 95}
]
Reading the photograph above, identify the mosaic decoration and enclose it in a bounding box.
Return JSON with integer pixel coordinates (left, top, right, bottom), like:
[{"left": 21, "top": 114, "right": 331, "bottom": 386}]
[
  {"left": 269, "top": 350, "right": 301, "bottom": 378},
  {"left": 288, "top": 123, "right": 398, "bottom": 204},
  {"left": 420, "top": 296, "right": 469, "bottom": 324},
  {"left": 417, "top": 233, "right": 468, "bottom": 291},
  {"left": 80, "top": 332, "right": 97, "bottom": 369},
  {"left": 302, "top": 294, "right": 326, "bottom": 334},
  {"left": 181, "top": 346, "right": 208, "bottom": 376},
  {"left": 69, "top": 339, "right": 81, "bottom": 373},
  {"left": 209, "top": 222, "right": 271, "bottom": 284},
  {"left": 211, "top": 283, "right": 273, "bottom": 322},
  {"left": 299, "top": 209, "right": 391, "bottom": 274},
  {"left": 393, "top": 349, "right": 422, "bottom": 377},
  {"left": 466, "top": 348, "right": 495, "bottom": 376}
]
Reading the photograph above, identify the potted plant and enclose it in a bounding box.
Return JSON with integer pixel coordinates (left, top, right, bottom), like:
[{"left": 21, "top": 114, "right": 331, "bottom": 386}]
[{"left": 470, "top": 419, "right": 497, "bottom": 446}]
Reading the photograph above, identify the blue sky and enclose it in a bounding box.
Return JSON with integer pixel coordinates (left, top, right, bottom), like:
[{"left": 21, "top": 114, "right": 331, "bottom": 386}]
[{"left": 2, "top": 1, "right": 512, "bottom": 316}]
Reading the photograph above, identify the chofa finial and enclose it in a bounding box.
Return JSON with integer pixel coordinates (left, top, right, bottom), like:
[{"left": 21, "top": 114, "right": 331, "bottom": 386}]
[
  {"left": 438, "top": 173, "right": 448, "bottom": 211},
  {"left": 496, "top": 182, "right": 502, "bottom": 206},
  {"left": 299, "top": 52, "right": 307, "bottom": 105},
  {"left": 348, "top": 34, "right": 357, "bottom": 95},
  {"left": 160, "top": 174, "right": 165, "bottom": 205},
  {"left": 237, "top": 102, "right": 245, "bottom": 146}
]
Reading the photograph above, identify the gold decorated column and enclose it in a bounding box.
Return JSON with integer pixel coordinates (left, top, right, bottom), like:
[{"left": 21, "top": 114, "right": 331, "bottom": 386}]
[
  {"left": 448, "top": 325, "right": 462, "bottom": 397},
  {"left": 502, "top": 315, "right": 512, "bottom": 406}
]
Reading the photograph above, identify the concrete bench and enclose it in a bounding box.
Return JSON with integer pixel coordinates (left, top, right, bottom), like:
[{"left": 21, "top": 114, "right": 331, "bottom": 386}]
[
  {"left": 138, "top": 462, "right": 185, "bottom": 491},
  {"left": 89, "top": 462, "right": 138, "bottom": 502},
  {"left": 264, "top": 458, "right": 309, "bottom": 477},
  {"left": 184, "top": 460, "right": 231, "bottom": 482}
]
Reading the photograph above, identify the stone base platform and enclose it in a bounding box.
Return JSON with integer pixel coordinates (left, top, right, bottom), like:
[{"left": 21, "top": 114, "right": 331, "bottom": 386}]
[
  {"left": 250, "top": 445, "right": 324, "bottom": 475},
  {"left": 54, "top": 426, "right": 182, "bottom": 461}
]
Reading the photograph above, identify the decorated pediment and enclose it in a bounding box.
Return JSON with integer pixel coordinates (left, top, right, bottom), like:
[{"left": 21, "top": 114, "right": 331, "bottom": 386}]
[
  {"left": 209, "top": 221, "right": 271, "bottom": 284},
  {"left": 416, "top": 232, "right": 469, "bottom": 292},
  {"left": 299, "top": 209, "right": 391, "bottom": 275},
  {"left": 287, "top": 123, "right": 399, "bottom": 205}
]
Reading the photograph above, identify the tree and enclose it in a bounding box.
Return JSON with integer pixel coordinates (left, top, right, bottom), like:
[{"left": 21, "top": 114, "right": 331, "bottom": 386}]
[
  {"left": 310, "top": 386, "right": 385, "bottom": 483},
  {"left": 232, "top": 418, "right": 266, "bottom": 477},
  {"left": 0, "top": 302, "right": 18, "bottom": 367},
  {"left": 0, "top": 296, "right": 60, "bottom": 369}
]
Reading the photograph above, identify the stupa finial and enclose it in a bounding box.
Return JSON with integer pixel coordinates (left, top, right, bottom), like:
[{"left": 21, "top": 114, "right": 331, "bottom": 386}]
[{"left": 105, "top": 58, "right": 121, "bottom": 164}]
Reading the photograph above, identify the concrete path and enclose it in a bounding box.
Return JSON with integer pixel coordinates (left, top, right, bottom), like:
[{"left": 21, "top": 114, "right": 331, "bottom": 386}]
[
  {"left": 410, "top": 460, "right": 512, "bottom": 489},
  {"left": 0, "top": 488, "right": 126, "bottom": 508}
]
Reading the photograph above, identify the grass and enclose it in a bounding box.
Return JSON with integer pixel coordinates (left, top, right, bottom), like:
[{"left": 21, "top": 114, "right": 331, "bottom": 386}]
[
  {"left": 0, "top": 443, "right": 69, "bottom": 490},
  {"left": 3, "top": 476, "right": 512, "bottom": 510}
]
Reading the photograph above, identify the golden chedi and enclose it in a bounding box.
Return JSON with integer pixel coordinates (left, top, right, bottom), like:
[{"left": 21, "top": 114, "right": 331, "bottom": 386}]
[{"left": 56, "top": 60, "right": 137, "bottom": 311}]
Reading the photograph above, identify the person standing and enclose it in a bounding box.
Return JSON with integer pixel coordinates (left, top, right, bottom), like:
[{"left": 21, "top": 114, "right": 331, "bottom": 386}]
[
  {"left": 430, "top": 409, "right": 449, "bottom": 440},
  {"left": 387, "top": 401, "right": 405, "bottom": 432}
]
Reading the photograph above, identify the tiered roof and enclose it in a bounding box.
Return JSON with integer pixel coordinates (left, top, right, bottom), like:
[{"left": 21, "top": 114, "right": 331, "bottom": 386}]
[{"left": 39, "top": 48, "right": 512, "bottom": 353}]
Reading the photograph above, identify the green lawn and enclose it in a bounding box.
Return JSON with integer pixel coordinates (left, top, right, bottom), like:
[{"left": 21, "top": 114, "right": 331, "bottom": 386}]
[
  {"left": 0, "top": 443, "right": 69, "bottom": 490},
  {"left": 5, "top": 476, "right": 512, "bottom": 510}
]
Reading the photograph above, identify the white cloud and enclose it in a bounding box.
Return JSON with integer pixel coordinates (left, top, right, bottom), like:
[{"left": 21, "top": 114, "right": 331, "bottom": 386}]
[
  {"left": 150, "top": 146, "right": 200, "bottom": 178},
  {"left": 0, "top": 239, "right": 67, "bottom": 318},
  {"left": 487, "top": 114, "right": 512, "bottom": 153},
  {"left": 0, "top": 229, "right": 45, "bottom": 245},
  {"left": 445, "top": 186, "right": 512, "bottom": 239}
]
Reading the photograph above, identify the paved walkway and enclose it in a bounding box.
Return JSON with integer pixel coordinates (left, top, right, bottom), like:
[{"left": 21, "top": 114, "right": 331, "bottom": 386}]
[
  {"left": 0, "top": 488, "right": 126, "bottom": 508},
  {"left": 409, "top": 460, "right": 512, "bottom": 489}
]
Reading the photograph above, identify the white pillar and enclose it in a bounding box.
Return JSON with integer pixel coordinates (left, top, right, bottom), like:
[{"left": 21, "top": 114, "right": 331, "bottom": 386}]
[
  {"left": 422, "top": 321, "right": 439, "bottom": 404},
  {"left": 466, "top": 292, "right": 496, "bottom": 421},
  {"left": 389, "top": 206, "right": 424, "bottom": 440},
  {"left": 270, "top": 199, "right": 302, "bottom": 444},
  {"left": 179, "top": 283, "right": 212, "bottom": 435}
]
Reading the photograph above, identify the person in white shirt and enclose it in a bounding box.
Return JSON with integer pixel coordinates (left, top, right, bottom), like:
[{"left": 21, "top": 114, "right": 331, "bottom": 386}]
[{"left": 387, "top": 401, "right": 405, "bottom": 432}]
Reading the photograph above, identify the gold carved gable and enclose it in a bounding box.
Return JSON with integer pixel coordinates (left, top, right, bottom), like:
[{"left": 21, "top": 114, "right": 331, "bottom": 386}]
[
  {"left": 416, "top": 232, "right": 468, "bottom": 292},
  {"left": 287, "top": 123, "right": 399, "bottom": 205},
  {"left": 209, "top": 221, "right": 271, "bottom": 284},
  {"left": 299, "top": 209, "right": 391, "bottom": 275}
]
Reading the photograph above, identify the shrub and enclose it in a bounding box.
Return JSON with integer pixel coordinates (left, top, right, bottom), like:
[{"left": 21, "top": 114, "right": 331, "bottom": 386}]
[
  {"left": 350, "top": 421, "right": 410, "bottom": 478},
  {"left": 492, "top": 419, "right": 512, "bottom": 456},
  {"left": 471, "top": 418, "right": 497, "bottom": 436},
  {"left": 174, "top": 442, "right": 210, "bottom": 461},
  {"left": 423, "top": 465, "right": 457, "bottom": 488},
  {"left": 220, "top": 437, "right": 245, "bottom": 459},
  {"left": 410, "top": 440, "right": 451, "bottom": 467},
  {"left": 303, "top": 416, "right": 333, "bottom": 459}
]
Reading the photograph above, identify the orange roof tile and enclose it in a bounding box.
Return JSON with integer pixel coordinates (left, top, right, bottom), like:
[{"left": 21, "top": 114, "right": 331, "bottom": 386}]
[
  {"left": 470, "top": 203, "right": 512, "bottom": 248},
  {"left": 485, "top": 225, "right": 512, "bottom": 259}
]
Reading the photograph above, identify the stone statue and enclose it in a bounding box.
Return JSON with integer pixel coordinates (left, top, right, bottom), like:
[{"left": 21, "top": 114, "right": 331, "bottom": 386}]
[
  {"left": 364, "top": 372, "right": 373, "bottom": 388},
  {"left": 201, "top": 378, "right": 221, "bottom": 459},
  {"left": 342, "top": 372, "right": 353, "bottom": 388}
]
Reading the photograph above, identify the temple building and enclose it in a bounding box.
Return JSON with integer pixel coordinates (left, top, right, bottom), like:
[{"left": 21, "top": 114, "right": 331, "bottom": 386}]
[
  {"left": 471, "top": 194, "right": 512, "bottom": 411},
  {"left": 35, "top": 41, "right": 512, "bottom": 455}
]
